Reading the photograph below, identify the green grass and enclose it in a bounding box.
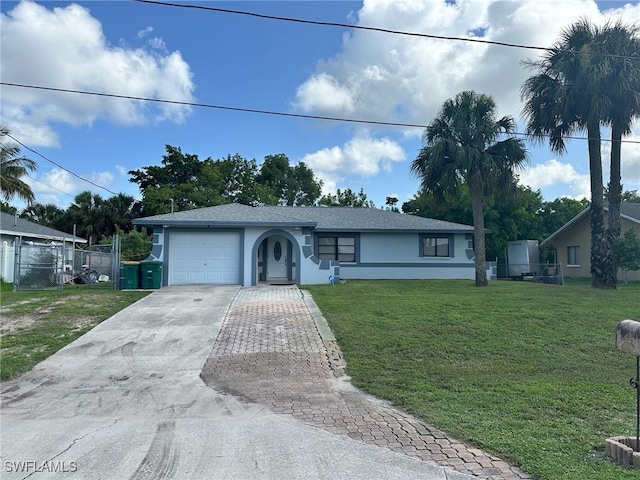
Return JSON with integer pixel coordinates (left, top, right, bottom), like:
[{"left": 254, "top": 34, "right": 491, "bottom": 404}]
[
  {"left": 305, "top": 279, "right": 640, "bottom": 480},
  {"left": 0, "top": 282, "right": 150, "bottom": 380}
]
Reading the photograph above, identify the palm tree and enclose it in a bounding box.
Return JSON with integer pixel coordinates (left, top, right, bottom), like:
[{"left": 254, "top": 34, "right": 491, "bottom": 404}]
[
  {"left": 67, "top": 191, "right": 108, "bottom": 244},
  {"left": 103, "top": 193, "right": 138, "bottom": 235},
  {"left": 596, "top": 22, "right": 640, "bottom": 286},
  {"left": 0, "top": 126, "right": 37, "bottom": 204},
  {"left": 521, "top": 19, "right": 610, "bottom": 288},
  {"left": 522, "top": 19, "right": 640, "bottom": 288},
  {"left": 411, "top": 91, "right": 528, "bottom": 287},
  {"left": 21, "top": 203, "right": 66, "bottom": 229}
]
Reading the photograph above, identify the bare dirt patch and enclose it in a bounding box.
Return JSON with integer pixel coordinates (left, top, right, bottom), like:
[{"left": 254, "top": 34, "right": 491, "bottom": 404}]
[
  {"left": 0, "top": 314, "right": 39, "bottom": 336},
  {"left": 0, "top": 295, "right": 98, "bottom": 337}
]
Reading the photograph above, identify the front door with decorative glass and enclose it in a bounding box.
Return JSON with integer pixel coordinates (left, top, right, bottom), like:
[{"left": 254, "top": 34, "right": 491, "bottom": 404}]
[{"left": 267, "top": 236, "right": 288, "bottom": 280}]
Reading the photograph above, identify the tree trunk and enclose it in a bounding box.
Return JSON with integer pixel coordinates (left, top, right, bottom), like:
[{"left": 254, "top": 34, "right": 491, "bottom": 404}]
[
  {"left": 605, "top": 123, "right": 623, "bottom": 289},
  {"left": 470, "top": 186, "right": 488, "bottom": 287},
  {"left": 587, "top": 121, "right": 608, "bottom": 288}
]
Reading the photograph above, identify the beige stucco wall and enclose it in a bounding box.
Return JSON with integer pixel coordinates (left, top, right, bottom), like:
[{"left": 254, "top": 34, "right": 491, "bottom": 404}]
[{"left": 547, "top": 214, "right": 640, "bottom": 281}]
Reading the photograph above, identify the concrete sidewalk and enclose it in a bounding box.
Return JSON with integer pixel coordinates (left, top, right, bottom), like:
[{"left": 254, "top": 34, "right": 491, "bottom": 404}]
[{"left": 0, "top": 285, "right": 528, "bottom": 479}]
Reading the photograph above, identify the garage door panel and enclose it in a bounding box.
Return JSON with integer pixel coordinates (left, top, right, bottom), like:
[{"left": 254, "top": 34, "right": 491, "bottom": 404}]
[{"left": 169, "top": 232, "right": 240, "bottom": 285}]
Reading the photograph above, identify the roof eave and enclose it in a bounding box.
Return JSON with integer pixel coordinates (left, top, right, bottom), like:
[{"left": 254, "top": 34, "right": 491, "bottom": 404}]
[
  {"left": 540, "top": 206, "right": 590, "bottom": 247},
  {"left": 133, "top": 220, "right": 317, "bottom": 228},
  {"left": 0, "top": 229, "right": 87, "bottom": 243}
]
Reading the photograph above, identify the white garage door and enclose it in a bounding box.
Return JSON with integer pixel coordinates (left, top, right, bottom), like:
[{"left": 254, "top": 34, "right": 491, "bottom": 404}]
[{"left": 169, "top": 232, "right": 240, "bottom": 285}]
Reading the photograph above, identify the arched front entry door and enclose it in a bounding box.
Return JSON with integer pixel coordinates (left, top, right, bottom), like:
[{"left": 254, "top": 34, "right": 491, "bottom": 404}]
[{"left": 259, "top": 235, "right": 293, "bottom": 284}]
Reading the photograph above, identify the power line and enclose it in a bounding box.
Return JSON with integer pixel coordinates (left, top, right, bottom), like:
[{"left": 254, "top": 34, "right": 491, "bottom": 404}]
[
  {"left": 133, "top": 0, "right": 640, "bottom": 61},
  {"left": 7, "top": 132, "right": 118, "bottom": 195},
  {"left": 3, "top": 81, "right": 640, "bottom": 146},
  {"left": 1, "top": 82, "right": 428, "bottom": 128},
  {"left": 26, "top": 174, "right": 76, "bottom": 199},
  {"left": 134, "top": 0, "right": 547, "bottom": 52}
]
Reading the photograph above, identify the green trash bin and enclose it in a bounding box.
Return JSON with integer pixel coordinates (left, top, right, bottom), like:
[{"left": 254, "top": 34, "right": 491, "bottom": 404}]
[
  {"left": 122, "top": 262, "right": 141, "bottom": 289},
  {"left": 140, "top": 260, "right": 162, "bottom": 289}
]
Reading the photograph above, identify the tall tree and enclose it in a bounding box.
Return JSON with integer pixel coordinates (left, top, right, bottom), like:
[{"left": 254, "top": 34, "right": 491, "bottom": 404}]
[
  {"left": 385, "top": 196, "right": 399, "bottom": 212},
  {"left": 66, "top": 191, "right": 108, "bottom": 244},
  {"left": 537, "top": 197, "right": 590, "bottom": 240},
  {"left": 256, "top": 154, "right": 323, "bottom": 206},
  {"left": 291, "top": 162, "right": 323, "bottom": 206},
  {"left": 522, "top": 18, "right": 639, "bottom": 288},
  {"left": 411, "top": 91, "right": 528, "bottom": 286},
  {"left": 596, "top": 22, "right": 640, "bottom": 285},
  {"left": 103, "top": 193, "right": 140, "bottom": 234},
  {"left": 0, "top": 126, "right": 37, "bottom": 205},
  {"left": 318, "top": 188, "right": 375, "bottom": 208},
  {"left": 617, "top": 229, "right": 640, "bottom": 284},
  {"left": 21, "top": 203, "right": 66, "bottom": 230}
]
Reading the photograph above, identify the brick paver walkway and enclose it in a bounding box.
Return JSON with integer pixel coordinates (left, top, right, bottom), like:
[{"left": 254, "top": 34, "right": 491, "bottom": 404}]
[{"left": 201, "top": 287, "right": 532, "bottom": 480}]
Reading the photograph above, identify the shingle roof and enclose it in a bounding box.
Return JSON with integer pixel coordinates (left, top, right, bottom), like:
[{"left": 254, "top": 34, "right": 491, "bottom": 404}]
[
  {"left": 0, "top": 211, "right": 87, "bottom": 243},
  {"left": 133, "top": 203, "right": 474, "bottom": 233},
  {"left": 621, "top": 203, "right": 640, "bottom": 222}
]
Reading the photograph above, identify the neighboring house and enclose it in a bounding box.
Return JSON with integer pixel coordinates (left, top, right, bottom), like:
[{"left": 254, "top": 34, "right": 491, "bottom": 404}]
[
  {"left": 133, "top": 203, "right": 479, "bottom": 287},
  {"left": 0, "top": 212, "right": 87, "bottom": 282},
  {"left": 540, "top": 203, "right": 640, "bottom": 281}
]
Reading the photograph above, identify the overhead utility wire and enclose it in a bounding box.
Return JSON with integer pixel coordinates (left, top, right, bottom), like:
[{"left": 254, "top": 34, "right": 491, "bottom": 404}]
[
  {"left": 26, "top": 174, "right": 77, "bottom": 199},
  {"left": 134, "top": 0, "right": 547, "bottom": 52},
  {"left": 1, "top": 82, "right": 428, "bottom": 129},
  {"left": 4, "top": 82, "right": 640, "bottom": 146},
  {"left": 133, "top": 0, "right": 640, "bottom": 61},
  {"left": 7, "top": 133, "right": 118, "bottom": 195}
]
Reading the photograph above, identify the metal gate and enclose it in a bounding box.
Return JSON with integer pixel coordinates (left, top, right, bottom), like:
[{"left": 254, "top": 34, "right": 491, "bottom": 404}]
[{"left": 14, "top": 243, "right": 65, "bottom": 291}]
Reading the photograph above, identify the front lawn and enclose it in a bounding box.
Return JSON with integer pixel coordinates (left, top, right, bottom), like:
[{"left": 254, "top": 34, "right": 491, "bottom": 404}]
[{"left": 305, "top": 279, "right": 640, "bottom": 480}]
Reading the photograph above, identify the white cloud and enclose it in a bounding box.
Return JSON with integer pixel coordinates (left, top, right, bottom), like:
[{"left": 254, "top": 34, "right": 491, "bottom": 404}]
[
  {"left": 300, "top": 135, "right": 405, "bottom": 193},
  {"left": 0, "top": 1, "right": 195, "bottom": 147},
  {"left": 28, "top": 167, "right": 116, "bottom": 200},
  {"left": 292, "top": 0, "right": 640, "bottom": 201},
  {"left": 147, "top": 37, "right": 167, "bottom": 51},
  {"left": 293, "top": 0, "right": 640, "bottom": 132},
  {"left": 293, "top": 72, "right": 356, "bottom": 115},
  {"left": 519, "top": 159, "right": 591, "bottom": 199},
  {"left": 137, "top": 26, "right": 154, "bottom": 38}
]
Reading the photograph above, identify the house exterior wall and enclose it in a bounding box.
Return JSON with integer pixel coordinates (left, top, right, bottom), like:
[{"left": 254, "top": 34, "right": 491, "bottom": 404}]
[
  {"left": 548, "top": 214, "right": 640, "bottom": 281},
  {"left": 151, "top": 226, "right": 478, "bottom": 287},
  {"left": 327, "top": 232, "right": 476, "bottom": 281}
]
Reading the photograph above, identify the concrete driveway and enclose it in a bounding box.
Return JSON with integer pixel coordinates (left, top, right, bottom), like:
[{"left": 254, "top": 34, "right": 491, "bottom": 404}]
[{"left": 0, "top": 286, "right": 478, "bottom": 480}]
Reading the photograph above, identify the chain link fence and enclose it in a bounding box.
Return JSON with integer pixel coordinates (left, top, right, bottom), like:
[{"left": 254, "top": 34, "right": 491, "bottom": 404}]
[
  {"left": 12, "top": 236, "right": 121, "bottom": 291},
  {"left": 496, "top": 261, "right": 565, "bottom": 284},
  {"left": 14, "top": 243, "right": 66, "bottom": 291}
]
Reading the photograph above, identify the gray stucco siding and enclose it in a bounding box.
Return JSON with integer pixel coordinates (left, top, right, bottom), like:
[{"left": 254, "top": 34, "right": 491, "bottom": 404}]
[
  {"left": 339, "top": 264, "right": 475, "bottom": 280},
  {"left": 357, "top": 232, "right": 471, "bottom": 264}
]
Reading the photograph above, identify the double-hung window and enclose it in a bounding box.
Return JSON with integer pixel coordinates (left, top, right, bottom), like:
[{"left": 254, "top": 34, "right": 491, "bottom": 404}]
[
  {"left": 317, "top": 236, "right": 356, "bottom": 262},
  {"left": 422, "top": 236, "right": 450, "bottom": 257}
]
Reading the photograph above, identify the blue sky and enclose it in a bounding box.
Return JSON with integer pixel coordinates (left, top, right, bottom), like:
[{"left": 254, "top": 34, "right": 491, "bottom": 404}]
[{"left": 2, "top": 0, "right": 640, "bottom": 211}]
